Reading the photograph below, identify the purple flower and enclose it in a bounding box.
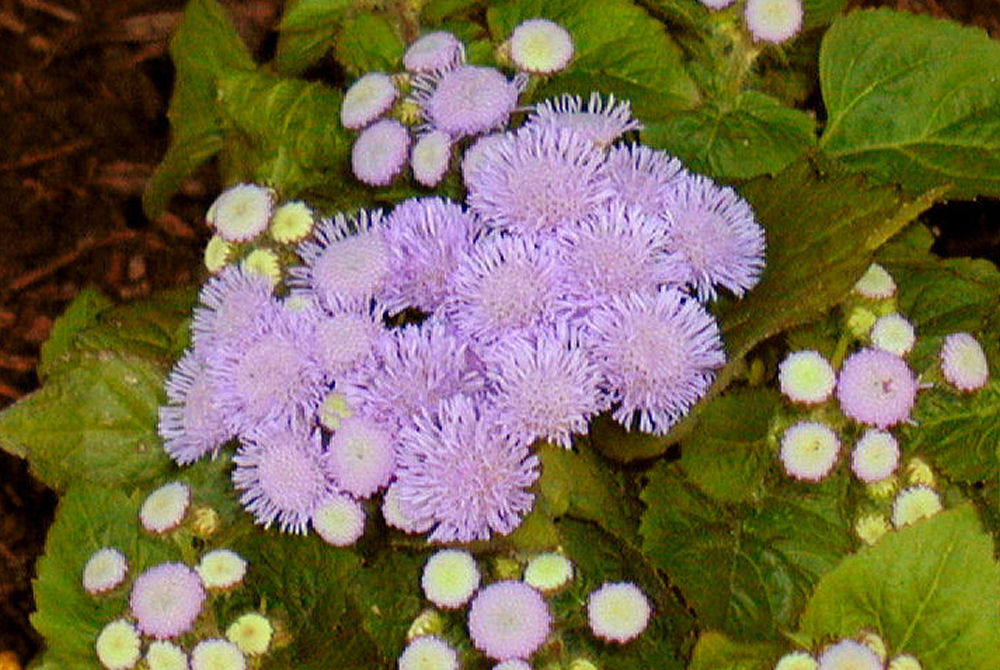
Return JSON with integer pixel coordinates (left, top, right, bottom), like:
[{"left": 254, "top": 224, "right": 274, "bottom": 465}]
[
  {"left": 413, "top": 65, "right": 522, "bottom": 137},
  {"left": 587, "top": 582, "right": 652, "bottom": 644},
  {"left": 130, "top": 562, "right": 206, "bottom": 639},
  {"left": 394, "top": 395, "right": 539, "bottom": 542},
  {"left": 525, "top": 92, "right": 641, "bottom": 146},
  {"left": 467, "top": 580, "right": 551, "bottom": 660},
  {"left": 232, "top": 425, "right": 335, "bottom": 534},
  {"left": 461, "top": 132, "right": 507, "bottom": 186},
  {"left": 352, "top": 119, "right": 411, "bottom": 186},
  {"left": 443, "top": 234, "right": 571, "bottom": 344},
  {"left": 290, "top": 209, "right": 390, "bottom": 312},
  {"left": 486, "top": 327, "right": 607, "bottom": 448},
  {"left": 403, "top": 31, "right": 465, "bottom": 73},
  {"left": 605, "top": 143, "right": 686, "bottom": 217},
  {"left": 837, "top": 348, "right": 918, "bottom": 428},
  {"left": 323, "top": 415, "right": 395, "bottom": 498},
  {"left": 338, "top": 320, "right": 485, "bottom": 430},
  {"left": 556, "top": 201, "right": 687, "bottom": 308},
  {"left": 309, "top": 305, "right": 383, "bottom": 377},
  {"left": 191, "top": 265, "right": 278, "bottom": 353},
  {"left": 411, "top": 130, "right": 453, "bottom": 187},
  {"left": 661, "top": 174, "right": 765, "bottom": 300},
  {"left": 940, "top": 332, "right": 989, "bottom": 391},
  {"left": 585, "top": 289, "right": 725, "bottom": 434},
  {"left": 158, "top": 352, "right": 231, "bottom": 465},
  {"left": 341, "top": 72, "right": 398, "bottom": 130},
  {"left": 206, "top": 305, "right": 327, "bottom": 435},
  {"left": 381, "top": 197, "right": 483, "bottom": 313},
  {"left": 464, "top": 125, "right": 614, "bottom": 237}
]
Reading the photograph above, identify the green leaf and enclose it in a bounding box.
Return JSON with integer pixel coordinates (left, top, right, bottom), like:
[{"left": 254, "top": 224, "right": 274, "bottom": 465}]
[
  {"left": 802, "top": 0, "right": 848, "bottom": 29},
  {"left": 680, "top": 388, "right": 780, "bottom": 503},
  {"left": 420, "top": 0, "right": 484, "bottom": 25},
  {"left": 350, "top": 549, "right": 425, "bottom": 663},
  {"left": 30, "top": 485, "right": 179, "bottom": 669},
  {"left": 486, "top": 0, "right": 700, "bottom": 120},
  {"left": 143, "top": 0, "right": 254, "bottom": 217},
  {"left": 643, "top": 90, "right": 816, "bottom": 180},
  {"left": 217, "top": 71, "right": 353, "bottom": 196},
  {"left": 799, "top": 504, "right": 1000, "bottom": 669},
  {"left": 819, "top": 9, "right": 1000, "bottom": 198},
  {"left": 38, "top": 288, "right": 112, "bottom": 381},
  {"left": 0, "top": 352, "right": 171, "bottom": 490},
  {"left": 688, "top": 631, "right": 779, "bottom": 670},
  {"left": 640, "top": 464, "right": 853, "bottom": 641},
  {"left": 274, "top": 0, "right": 351, "bottom": 75},
  {"left": 333, "top": 13, "right": 404, "bottom": 77}
]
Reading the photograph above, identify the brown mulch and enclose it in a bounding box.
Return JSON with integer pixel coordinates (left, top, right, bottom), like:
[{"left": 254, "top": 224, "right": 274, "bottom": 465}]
[{"left": 0, "top": 0, "right": 998, "bottom": 665}]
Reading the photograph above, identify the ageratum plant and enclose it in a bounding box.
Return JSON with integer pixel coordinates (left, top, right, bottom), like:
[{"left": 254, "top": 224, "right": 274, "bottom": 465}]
[{"left": 3, "top": 0, "right": 1000, "bottom": 668}]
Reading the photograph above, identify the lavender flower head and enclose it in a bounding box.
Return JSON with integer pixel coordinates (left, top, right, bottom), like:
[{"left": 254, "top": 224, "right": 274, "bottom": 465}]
[
  {"left": 403, "top": 31, "right": 464, "bottom": 73},
  {"left": 661, "top": 174, "right": 765, "bottom": 300},
  {"left": 526, "top": 92, "right": 642, "bottom": 146},
  {"left": 323, "top": 414, "right": 396, "bottom": 498},
  {"left": 158, "top": 351, "right": 231, "bottom": 465},
  {"left": 486, "top": 327, "right": 607, "bottom": 448},
  {"left": 394, "top": 395, "right": 540, "bottom": 542},
  {"left": 341, "top": 72, "right": 398, "bottom": 130},
  {"left": 467, "top": 580, "right": 551, "bottom": 660},
  {"left": 556, "top": 201, "right": 686, "bottom": 308},
  {"left": 190, "top": 265, "right": 278, "bottom": 353},
  {"left": 352, "top": 119, "right": 411, "bottom": 186},
  {"left": 605, "top": 143, "right": 686, "bottom": 217},
  {"left": 309, "top": 305, "right": 383, "bottom": 376},
  {"left": 232, "top": 425, "right": 335, "bottom": 534},
  {"left": 586, "top": 289, "right": 725, "bottom": 434},
  {"left": 413, "top": 64, "right": 522, "bottom": 137},
  {"left": 837, "top": 348, "right": 918, "bottom": 428},
  {"left": 130, "top": 562, "right": 206, "bottom": 639},
  {"left": 509, "top": 18, "right": 574, "bottom": 74},
  {"left": 382, "top": 197, "right": 482, "bottom": 313},
  {"left": 445, "top": 234, "right": 571, "bottom": 344},
  {"left": 291, "top": 209, "right": 390, "bottom": 312},
  {"left": 339, "top": 320, "right": 485, "bottom": 430},
  {"left": 465, "top": 124, "right": 614, "bottom": 237},
  {"left": 410, "top": 130, "right": 453, "bottom": 188}
]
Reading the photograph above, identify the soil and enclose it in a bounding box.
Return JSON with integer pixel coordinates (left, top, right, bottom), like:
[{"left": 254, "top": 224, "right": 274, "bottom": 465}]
[{"left": 0, "top": 0, "right": 997, "bottom": 665}]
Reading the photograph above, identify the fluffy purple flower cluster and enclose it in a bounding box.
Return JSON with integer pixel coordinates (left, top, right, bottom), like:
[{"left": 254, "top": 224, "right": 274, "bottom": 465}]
[{"left": 159, "top": 24, "right": 766, "bottom": 545}]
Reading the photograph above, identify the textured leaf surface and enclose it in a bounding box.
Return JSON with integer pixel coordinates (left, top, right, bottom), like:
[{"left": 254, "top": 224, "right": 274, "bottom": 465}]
[
  {"left": 640, "top": 464, "right": 852, "bottom": 641},
  {"left": 819, "top": 9, "right": 1000, "bottom": 198},
  {"left": 38, "top": 288, "right": 112, "bottom": 381},
  {"left": 688, "top": 631, "right": 778, "bottom": 670},
  {"left": 487, "top": 0, "right": 699, "bottom": 120},
  {"left": 143, "top": 0, "right": 254, "bottom": 216},
  {"left": 799, "top": 505, "right": 1000, "bottom": 669},
  {"left": 643, "top": 90, "right": 816, "bottom": 180},
  {"left": 350, "top": 549, "right": 425, "bottom": 664},
  {"left": 334, "top": 12, "right": 404, "bottom": 76},
  {"left": 30, "top": 485, "right": 178, "bottom": 670},
  {"left": 274, "top": 0, "right": 351, "bottom": 75},
  {"left": 680, "top": 388, "right": 780, "bottom": 503}
]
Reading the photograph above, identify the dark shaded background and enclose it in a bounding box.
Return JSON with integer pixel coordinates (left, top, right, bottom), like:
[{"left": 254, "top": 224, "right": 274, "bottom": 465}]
[{"left": 0, "top": 0, "right": 998, "bottom": 663}]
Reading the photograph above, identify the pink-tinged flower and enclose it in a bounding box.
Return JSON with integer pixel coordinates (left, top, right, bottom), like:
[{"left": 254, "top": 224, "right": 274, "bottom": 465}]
[
  {"left": 232, "top": 426, "right": 335, "bottom": 534},
  {"left": 851, "top": 429, "right": 900, "bottom": 483},
  {"left": 95, "top": 619, "right": 141, "bottom": 670},
  {"left": 465, "top": 124, "right": 614, "bottom": 236},
  {"left": 158, "top": 352, "right": 231, "bottom": 465},
  {"left": 780, "top": 421, "right": 840, "bottom": 482},
  {"left": 190, "top": 265, "right": 278, "bottom": 353},
  {"left": 526, "top": 93, "right": 642, "bottom": 146},
  {"left": 207, "top": 183, "right": 274, "bottom": 243},
  {"left": 312, "top": 492, "right": 366, "bottom": 546},
  {"left": 190, "top": 639, "right": 245, "bottom": 670},
  {"left": 291, "top": 209, "right": 390, "bottom": 311},
  {"left": 585, "top": 289, "right": 725, "bottom": 434},
  {"left": 395, "top": 395, "right": 539, "bottom": 543},
  {"left": 382, "top": 197, "right": 483, "bottom": 313},
  {"left": 509, "top": 18, "right": 574, "bottom": 74},
  {"left": 130, "top": 562, "right": 206, "bottom": 639},
  {"left": 83, "top": 547, "right": 128, "bottom": 595},
  {"left": 837, "top": 348, "right": 918, "bottom": 428},
  {"left": 339, "top": 320, "right": 485, "bottom": 430},
  {"left": 403, "top": 31, "right": 465, "bottom": 73},
  {"left": 196, "top": 549, "right": 247, "bottom": 590},
  {"left": 310, "top": 306, "right": 383, "bottom": 376},
  {"left": 605, "top": 143, "right": 686, "bottom": 217},
  {"left": 700, "top": 0, "right": 736, "bottom": 8},
  {"left": 816, "top": 639, "right": 882, "bottom": 670},
  {"left": 870, "top": 313, "right": 916, "bottom": 357},
  {"left": 853, "top": 263, "right": 896, "bottom": 299},
  {"left": 444, "top": 235, "right": 571, "bottom": 345},
  {"left": 486, "top": 328, "right": 606, "bottom": 448},
  {"left": 940, "top": 332, "right": 989, "bottom": 391},
  {"left": 778, "top": 350, "right": 836, "bottom": 404},
  {"left": 745, "top": 0, "right": 804, "bottom": 44},
  {"left": 352, "top": 119, "right": 411, "bottom": 186},
  {"left": 494, "top": 661, "right": 532, "bottom": 670},
  {"left": 397, "top": 636, "right": 459, "bottom": 670},
  {"left": 587, "top": 581, "right": 652, "bottom": 644},
  {"left": 206, "top": 306, "right": 327, "bottom": 434},
  {"left": 140, "top": 482, "right": 190, "bottom": 534},
  {"left": 413, "top": 65, "right": 522, "bottom": 137},
  {"left": 411, "top": 130, "right": 453, "bottom": 187},
  {"left": 421, "top": 548, "right": 480, "bottom": 609},
  {"left": 661, "top": 174, "right": 765, "bottom": 300},
  {"left": 382, "top": 481, "right": 433, "bottom": 534},
  {"left": 341, "top": 72, "right": 398, "bottom": 130},
  {"left": 323, "top": 415, "right": 395, "bottom": 498},
  {"left": 556, "top": 201, "right": 687, "bottom": 308},
  {"left": 461, "top": 132, "right": 507, "bottom": 185},
  {"left": 467, "top": 580, "right": 551, "bottom": 660}
]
